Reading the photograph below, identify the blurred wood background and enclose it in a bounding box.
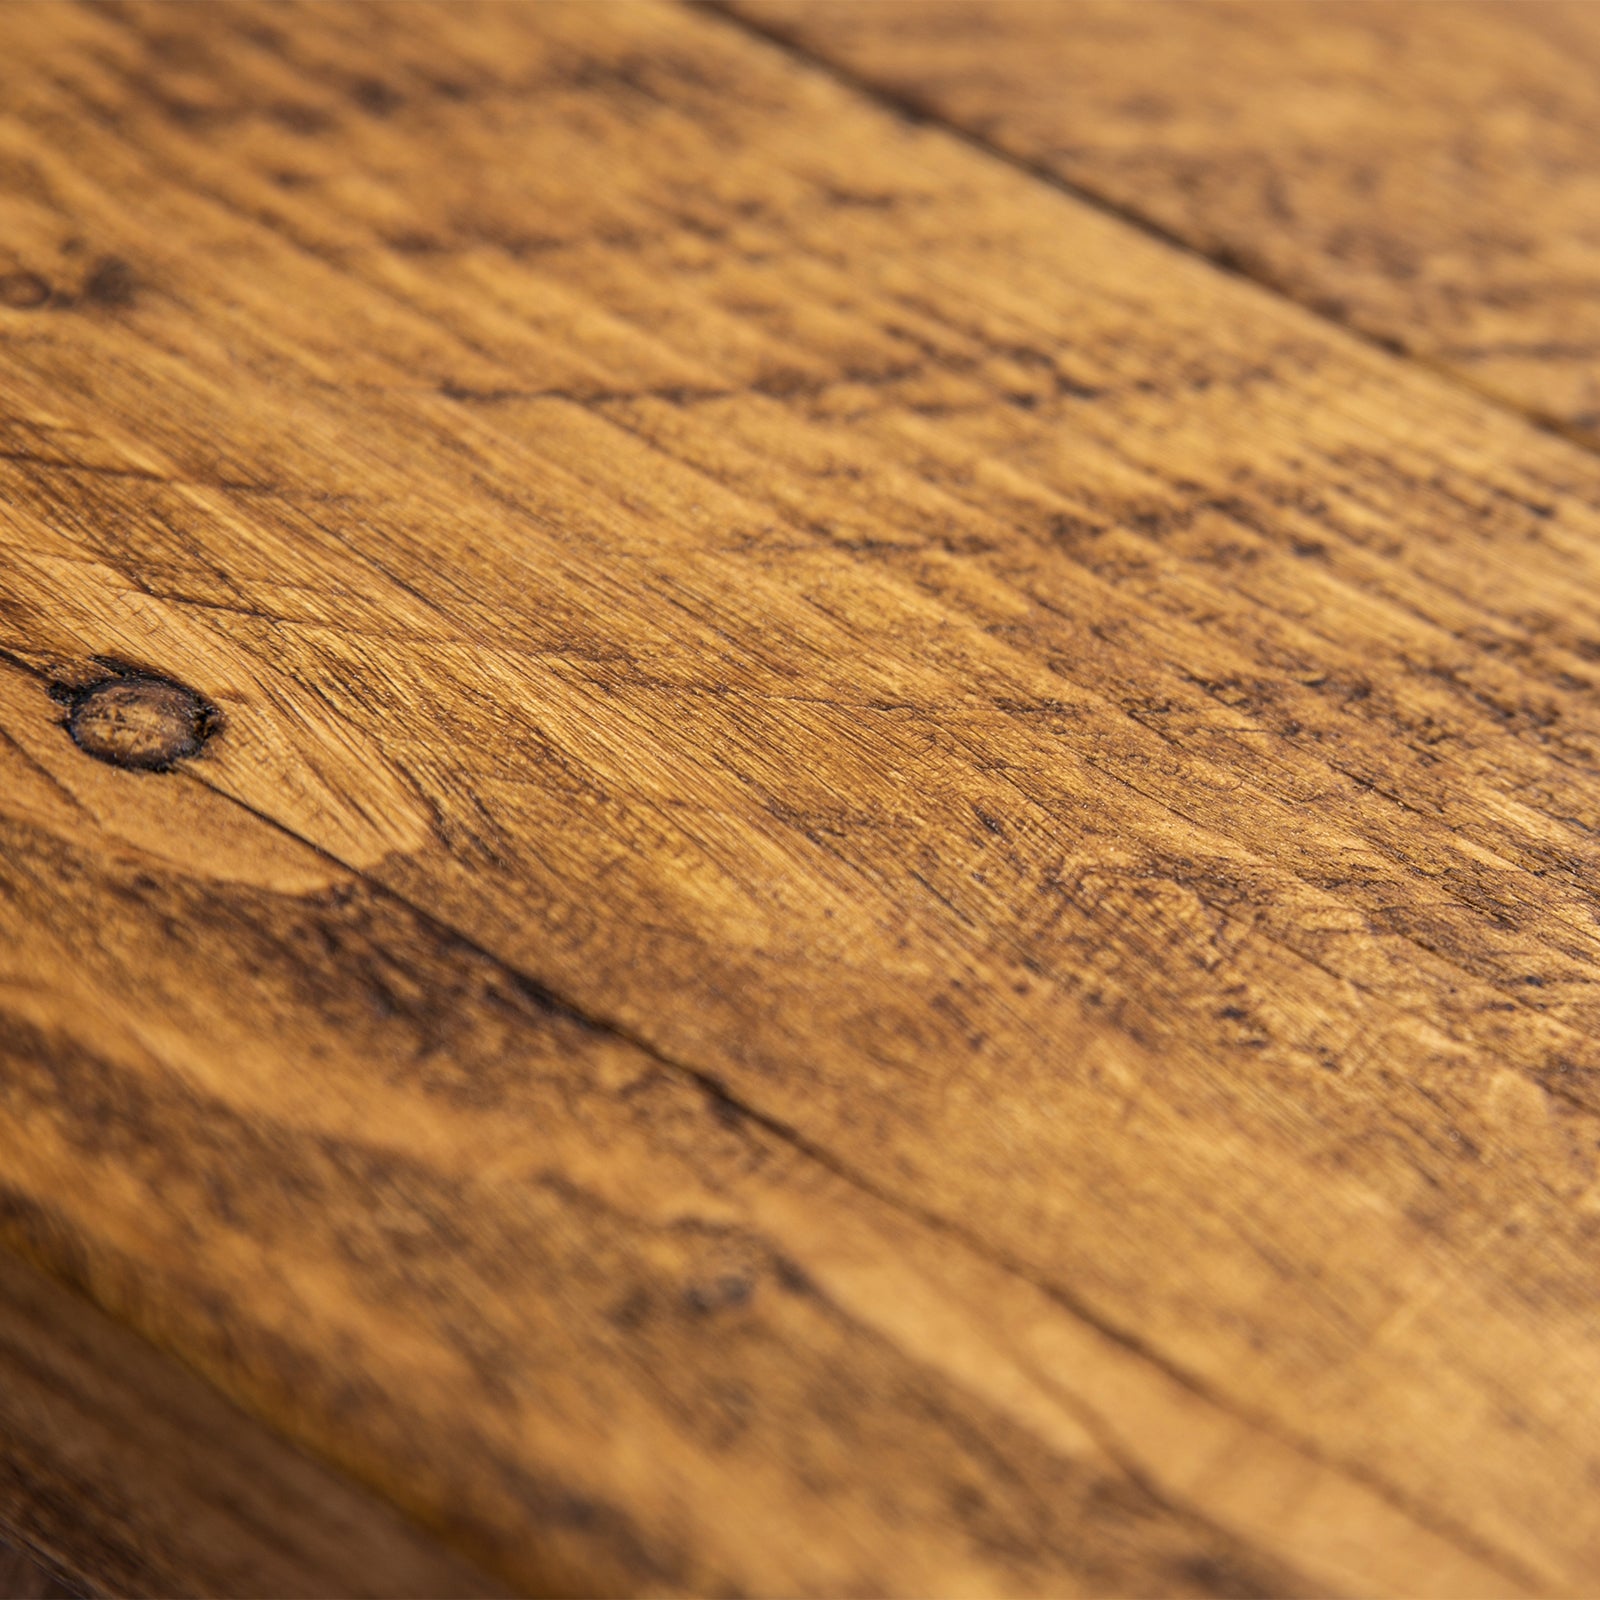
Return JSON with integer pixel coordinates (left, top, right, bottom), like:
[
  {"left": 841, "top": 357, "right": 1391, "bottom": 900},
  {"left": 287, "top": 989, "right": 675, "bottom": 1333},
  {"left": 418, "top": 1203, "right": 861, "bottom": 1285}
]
[
  {"left": 3, "top": 2, "right": 1600, "bottom": 1595},
  {"left": 0, "top": 1541, "right": 74, "bottom": 1600}
]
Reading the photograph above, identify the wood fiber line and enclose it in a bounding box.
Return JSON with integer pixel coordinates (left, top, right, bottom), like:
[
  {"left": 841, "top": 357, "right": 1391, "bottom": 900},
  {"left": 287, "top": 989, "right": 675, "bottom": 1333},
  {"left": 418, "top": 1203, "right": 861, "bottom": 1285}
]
[
  {"left": 722, "top": 0, "right": 1600, "bottom": 445},
  {"left": 0, "top": 0, "right": 1597, "bottom": 1592}
]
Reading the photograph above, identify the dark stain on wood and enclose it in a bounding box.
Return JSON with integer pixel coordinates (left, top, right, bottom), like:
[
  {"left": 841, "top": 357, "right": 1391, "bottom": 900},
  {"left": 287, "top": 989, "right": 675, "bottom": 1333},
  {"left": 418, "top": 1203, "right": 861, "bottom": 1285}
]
[{"left": 79, "top": 257, "right": 137, "bottom": 311}]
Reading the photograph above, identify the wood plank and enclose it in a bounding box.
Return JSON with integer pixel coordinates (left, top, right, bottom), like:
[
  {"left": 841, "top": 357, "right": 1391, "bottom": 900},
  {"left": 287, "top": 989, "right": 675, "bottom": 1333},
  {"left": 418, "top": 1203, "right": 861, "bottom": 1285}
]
[
  {"left": 1, "top": 0, "right": 1599, "bottom": 1590},
  {"left": 724, "top": 0, "right": 1600, "bottom": 441},
  {"left": 0, "top": 654, "right": 1410, "bottom": 1597}
]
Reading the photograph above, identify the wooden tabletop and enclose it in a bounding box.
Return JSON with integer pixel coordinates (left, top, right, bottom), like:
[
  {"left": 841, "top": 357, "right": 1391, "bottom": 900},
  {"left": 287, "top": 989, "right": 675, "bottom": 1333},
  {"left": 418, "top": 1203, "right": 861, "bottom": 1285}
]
[{"left": 2, "top": 3, "right": 1599, "bottom": 1595}]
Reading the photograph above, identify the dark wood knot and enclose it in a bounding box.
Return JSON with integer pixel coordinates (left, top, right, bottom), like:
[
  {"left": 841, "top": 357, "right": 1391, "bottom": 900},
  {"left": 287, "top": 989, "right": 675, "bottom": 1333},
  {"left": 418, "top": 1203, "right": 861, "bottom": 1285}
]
[
  {"left": 59, "top": 667, "right": 221, "bottom": 771},
  {"left": 0, "top": 271, "right": 51, "bottom": 310}
]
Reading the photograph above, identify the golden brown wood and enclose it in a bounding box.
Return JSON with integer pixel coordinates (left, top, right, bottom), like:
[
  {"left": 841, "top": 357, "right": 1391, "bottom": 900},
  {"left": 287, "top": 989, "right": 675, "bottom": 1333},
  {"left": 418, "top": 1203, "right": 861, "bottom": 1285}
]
[
  {"left": 2, "top": 649, "right": 1401, "bottom": 1599},
  {"left": 727, "top": 0, "right": 1600, "bottom": 441},
  {"left": 1, "top": 0, "right": 1599, "bottom": 1593}
]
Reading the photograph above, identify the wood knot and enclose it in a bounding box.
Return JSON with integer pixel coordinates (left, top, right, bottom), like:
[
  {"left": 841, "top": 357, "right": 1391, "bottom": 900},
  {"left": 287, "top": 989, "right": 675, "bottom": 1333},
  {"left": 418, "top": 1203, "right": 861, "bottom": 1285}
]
[
  {"left": 60, "top": 668, "right": 220, "bottom": 771},
  {"left": 0, "top": 271, "right": 51, "bottom": 310}
]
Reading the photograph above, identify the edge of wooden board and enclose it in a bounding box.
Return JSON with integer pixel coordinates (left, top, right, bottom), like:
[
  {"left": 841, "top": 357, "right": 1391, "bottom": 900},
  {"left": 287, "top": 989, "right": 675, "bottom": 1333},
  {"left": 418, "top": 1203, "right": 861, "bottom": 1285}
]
[{"left": 0, "top": 1240, "right": 509, "bottom": 1600}]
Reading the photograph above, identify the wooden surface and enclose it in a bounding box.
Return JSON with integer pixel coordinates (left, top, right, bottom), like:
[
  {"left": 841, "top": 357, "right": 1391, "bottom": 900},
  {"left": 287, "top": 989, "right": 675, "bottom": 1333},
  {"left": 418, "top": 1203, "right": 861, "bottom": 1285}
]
[
  {"left": 2, "top": 0, "right": 1600, "bottom": 1593},
  {"left": 731, "top": 0, "right": 1600, "bottom": 442}
]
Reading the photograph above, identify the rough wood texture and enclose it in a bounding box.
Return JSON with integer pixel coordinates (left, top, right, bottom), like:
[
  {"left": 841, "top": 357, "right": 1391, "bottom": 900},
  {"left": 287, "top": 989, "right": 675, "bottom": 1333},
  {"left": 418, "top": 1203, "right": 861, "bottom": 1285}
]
[
  {"left": 728, "top": 0, "right": 1600, "bottom": 440},
  {"left": 0, "top": 650, "right": 1388, "bottom": 1599},
  {"left": 2, "top": 0, "right": 1600, "bottom": 1593}
]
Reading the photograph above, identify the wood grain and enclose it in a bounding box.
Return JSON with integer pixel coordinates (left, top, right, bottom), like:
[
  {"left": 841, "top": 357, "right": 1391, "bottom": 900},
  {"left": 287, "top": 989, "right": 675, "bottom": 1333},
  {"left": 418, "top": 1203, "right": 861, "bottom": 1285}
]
[
  {"left": 0, "top": 653, "right": 1370, "bottom": 1598},
  {"left": 1, "top": 0, "right": 1599, "bottom": 1592},
  {"left": 3, "top": 640, "right": 1440, "bottom": 1600},
  {"left": 726, "top": 0, "right": 1600, "bottom": 441}
]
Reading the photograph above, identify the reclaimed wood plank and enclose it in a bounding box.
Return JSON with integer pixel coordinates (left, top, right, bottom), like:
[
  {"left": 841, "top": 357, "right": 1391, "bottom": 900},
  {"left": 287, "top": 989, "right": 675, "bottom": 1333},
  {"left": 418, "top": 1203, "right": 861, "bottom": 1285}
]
[
  {"left": 2, "top": 652, "right": 1421, "bottom": 1597},
  {"left": 1, "top": 0, "right": 1599, "bottom": 1591}
]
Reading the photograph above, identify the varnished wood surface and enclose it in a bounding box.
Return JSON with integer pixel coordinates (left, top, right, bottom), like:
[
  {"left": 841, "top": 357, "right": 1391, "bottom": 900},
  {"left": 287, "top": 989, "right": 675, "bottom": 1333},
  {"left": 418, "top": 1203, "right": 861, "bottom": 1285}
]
[
  {"left": 2, "top": 1, "right": 1600, "bottom": 1593},
  {"left": 731, "top": 0, "right": 1600, "bottom": 441}
]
